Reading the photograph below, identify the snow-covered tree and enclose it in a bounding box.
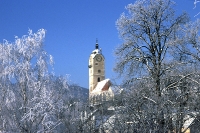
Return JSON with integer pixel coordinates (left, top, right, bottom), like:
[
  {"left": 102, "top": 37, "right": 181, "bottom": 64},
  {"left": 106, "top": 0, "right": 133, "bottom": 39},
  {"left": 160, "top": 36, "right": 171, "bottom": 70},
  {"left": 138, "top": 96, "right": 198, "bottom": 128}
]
[
  {"left": 115, "top": 0, "right": 200, "bottom": 132},
  {"left": 0, "top": 29, "right": 85, "bottom": 132}
]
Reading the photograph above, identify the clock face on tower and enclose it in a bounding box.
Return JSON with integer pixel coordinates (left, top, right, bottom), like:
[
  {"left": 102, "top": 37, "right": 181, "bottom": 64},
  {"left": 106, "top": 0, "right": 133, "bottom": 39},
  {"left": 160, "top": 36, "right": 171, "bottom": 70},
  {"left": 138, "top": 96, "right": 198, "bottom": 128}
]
[{"left": 96, "top": 55, "right": 102, "bottom": 62}]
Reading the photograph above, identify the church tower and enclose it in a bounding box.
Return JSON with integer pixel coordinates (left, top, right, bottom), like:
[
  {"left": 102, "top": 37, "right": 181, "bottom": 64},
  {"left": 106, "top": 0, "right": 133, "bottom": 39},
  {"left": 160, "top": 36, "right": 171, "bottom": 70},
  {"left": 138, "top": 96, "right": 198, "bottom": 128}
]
[{"left": 88, "top": 41, "right": 105, "bottom": 94}]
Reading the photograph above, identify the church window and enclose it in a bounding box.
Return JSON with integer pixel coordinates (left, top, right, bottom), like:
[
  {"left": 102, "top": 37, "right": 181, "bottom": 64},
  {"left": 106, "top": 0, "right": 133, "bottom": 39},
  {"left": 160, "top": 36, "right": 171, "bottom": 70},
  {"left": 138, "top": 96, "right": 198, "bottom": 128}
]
[
  {"left": 95, "top": 63, "right": 98, "bottom": 65},
  {"left": 98, "top": 70, "right": 101, "bottom": 73},
  {"left": 98, "top": 77, "right": 100, "bottom": 82}
]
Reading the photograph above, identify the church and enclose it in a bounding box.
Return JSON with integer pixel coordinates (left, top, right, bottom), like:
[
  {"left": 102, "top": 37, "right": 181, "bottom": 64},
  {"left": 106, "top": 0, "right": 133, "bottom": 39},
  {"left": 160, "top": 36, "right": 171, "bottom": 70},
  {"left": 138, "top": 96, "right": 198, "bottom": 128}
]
[
  {"left": 88, "top": 41, "right": 114, "bottom": 104},
  {"left": 78, "top": 41, "right": 117, "bottom": 132}
]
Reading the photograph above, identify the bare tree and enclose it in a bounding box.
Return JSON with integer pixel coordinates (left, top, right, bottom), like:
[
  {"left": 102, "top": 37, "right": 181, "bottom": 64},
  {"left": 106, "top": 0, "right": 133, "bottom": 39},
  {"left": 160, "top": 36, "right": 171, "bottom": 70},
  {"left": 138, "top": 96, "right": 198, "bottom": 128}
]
[{"left": 114, "top": 0, "right": 200, "bottom": 132}]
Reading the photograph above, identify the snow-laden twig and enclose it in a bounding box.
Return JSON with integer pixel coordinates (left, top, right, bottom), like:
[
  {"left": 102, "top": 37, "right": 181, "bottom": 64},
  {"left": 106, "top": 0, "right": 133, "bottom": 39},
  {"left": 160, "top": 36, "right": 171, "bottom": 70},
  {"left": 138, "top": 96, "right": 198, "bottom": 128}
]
[
  {"left": 194, "top": 0, "right": 200, "bottom": 17},
  {"left": 143, "top": 95, "right": 157, "bottom": 104}
]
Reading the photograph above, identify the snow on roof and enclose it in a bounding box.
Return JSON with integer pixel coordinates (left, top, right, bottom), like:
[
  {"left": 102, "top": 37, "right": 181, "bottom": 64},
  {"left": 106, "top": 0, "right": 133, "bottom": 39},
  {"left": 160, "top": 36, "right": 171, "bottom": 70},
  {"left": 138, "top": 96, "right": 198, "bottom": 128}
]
[
  {"left": 90, "top": 49, "right": 102, "bottom": 58},
  {"left": 183, "top": 117, "right": 195, "bottom": 129},
  {"left": 91, "top": 79, "right": 112, "bottom": 95},
  {"left": 183, "top": 113, "right": 197, "bottom": 129}
]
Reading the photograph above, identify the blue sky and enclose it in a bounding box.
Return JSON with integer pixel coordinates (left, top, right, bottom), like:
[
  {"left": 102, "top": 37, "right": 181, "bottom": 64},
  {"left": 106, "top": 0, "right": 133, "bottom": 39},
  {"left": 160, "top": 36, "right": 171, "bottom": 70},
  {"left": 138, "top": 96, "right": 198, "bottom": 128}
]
[{"left": 0, "top": 0, "right": 199, "bottom": 88}]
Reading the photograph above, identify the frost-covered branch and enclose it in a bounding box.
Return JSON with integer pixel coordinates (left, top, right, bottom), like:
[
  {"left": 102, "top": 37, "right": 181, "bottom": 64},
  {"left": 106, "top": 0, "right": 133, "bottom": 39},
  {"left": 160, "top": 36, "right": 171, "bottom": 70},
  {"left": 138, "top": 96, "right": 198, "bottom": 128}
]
[{"left": 194, "top": 0, "right": 200, "bottom": 17}]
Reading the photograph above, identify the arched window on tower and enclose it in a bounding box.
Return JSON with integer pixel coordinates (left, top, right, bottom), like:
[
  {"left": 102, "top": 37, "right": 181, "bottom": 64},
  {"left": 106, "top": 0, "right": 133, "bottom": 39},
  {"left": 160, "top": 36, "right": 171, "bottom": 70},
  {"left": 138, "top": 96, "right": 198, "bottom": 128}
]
[{"left": 98, "top": 77, "right": 100, "bottom": 82}]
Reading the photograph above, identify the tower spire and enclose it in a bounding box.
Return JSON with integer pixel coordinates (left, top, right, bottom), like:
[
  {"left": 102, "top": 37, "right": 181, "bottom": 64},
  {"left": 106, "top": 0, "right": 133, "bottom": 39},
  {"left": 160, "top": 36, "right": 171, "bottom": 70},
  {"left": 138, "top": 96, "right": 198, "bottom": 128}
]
[{"left": 95, "top": 38, "right": 99, "bottom": 49}]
